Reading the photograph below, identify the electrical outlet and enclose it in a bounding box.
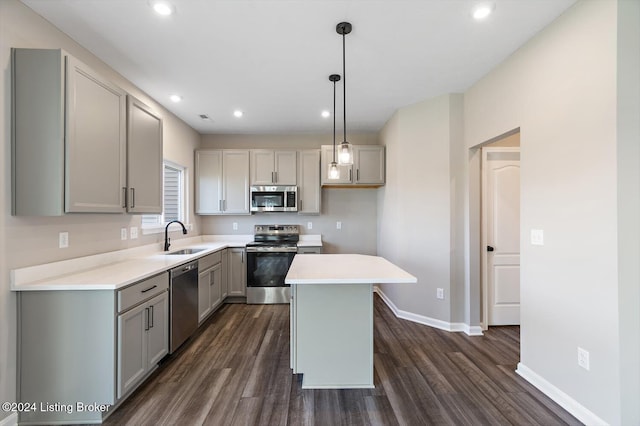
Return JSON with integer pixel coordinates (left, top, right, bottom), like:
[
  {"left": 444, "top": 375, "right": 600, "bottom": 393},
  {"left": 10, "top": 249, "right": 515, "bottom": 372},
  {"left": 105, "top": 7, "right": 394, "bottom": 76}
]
[
  {"left": 120, "top": 228, "right": 127, "bottom": 240},
  {"left": 578, "top": 347, "right": 590, "bottom": 370},
  {"left": 233, "top": 222, "right": 238, "bottom": 231},
  {"left": 437, "top": 288, "right": 444, "bottom": 300},
  {"left": 531, "top": 229, "right": 544, "bottom": 245},
  {"left": 336, "top": 221, "right": 342, "bottom": 230},
  {"left": 130, "top": 226, "right": 138, "bottom": 239},
  {"left": 307, "top": 222, "right": 313, "bottom": 230},
  {"left": 59, "top": 232, "right": 69, "bottom": 249}
]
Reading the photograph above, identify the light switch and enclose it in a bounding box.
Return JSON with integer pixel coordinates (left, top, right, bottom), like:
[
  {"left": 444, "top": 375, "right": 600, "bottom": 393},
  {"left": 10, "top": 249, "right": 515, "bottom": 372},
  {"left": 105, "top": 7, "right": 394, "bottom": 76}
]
[
  {"left": 233, "top": 222, "right": 238, "bottom": 231},
  {"left": 336, "top": 221, "right": 342, "bottom": 230},
  {"left": 120, "top": 228, "right": 127, "bottom": 240},
  {"left": 130, "top": 226, "right": 138, "bottom": 239},
  {"left": 531, "top": 229, "right": 544, "bottom": 246},
  {"left": 307, "top": 222, "right": 313, "bottom": 230}
]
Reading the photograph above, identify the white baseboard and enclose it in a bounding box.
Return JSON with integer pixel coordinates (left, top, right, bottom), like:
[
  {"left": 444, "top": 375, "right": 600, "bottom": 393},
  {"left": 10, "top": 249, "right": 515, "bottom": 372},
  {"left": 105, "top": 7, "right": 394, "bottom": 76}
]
[
  {"left": 374, "top": 287, "right": 483, "bottom": 336},
  {"left": 0, "top": 412, "right": 18, "bottom": 426},
  {"left": 516, "top": 363, "right": 609, "bottom": 426}
]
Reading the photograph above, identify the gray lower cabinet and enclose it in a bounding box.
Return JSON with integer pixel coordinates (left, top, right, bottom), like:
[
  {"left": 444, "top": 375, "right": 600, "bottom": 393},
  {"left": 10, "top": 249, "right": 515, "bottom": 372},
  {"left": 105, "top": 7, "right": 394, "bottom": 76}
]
[
  {"left": 198, "top": 251, "right": 224, "bottom": 324},
  {"left": 117, "top": 291, "right": 168, "bottom": 398},
  {"left": 297, "top": 246, "right": 322, "bottom": 254},
  {"left": 228, "top": 247, "right": 247, "bottom": 297},
  {"left": 17, "top": 272, "right": 169, "bottom": 424},
  {"left": 12, "top": 48, "right": 127, "bottom": 215},
  {"left": 221, "top": 249, "right": 229, "bottom": 298}
]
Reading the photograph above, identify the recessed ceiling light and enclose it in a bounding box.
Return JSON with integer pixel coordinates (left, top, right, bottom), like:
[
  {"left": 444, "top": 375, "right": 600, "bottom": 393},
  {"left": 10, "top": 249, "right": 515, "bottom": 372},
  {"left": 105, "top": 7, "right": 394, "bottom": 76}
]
[
  {"left": 321, "top": 110, "right": 330, "bottom": 118},
  {"left": 233, "top": 110, "right": 243, "bottom": 118},
  {"left": 151, "top": 1, "right": 175, "bottom": 16},
  {"left": 169, "top": 94, "right": 182, "bottom": 103},
  {"left": 472, "top": 2, "right": 495, "bottom": 20}
]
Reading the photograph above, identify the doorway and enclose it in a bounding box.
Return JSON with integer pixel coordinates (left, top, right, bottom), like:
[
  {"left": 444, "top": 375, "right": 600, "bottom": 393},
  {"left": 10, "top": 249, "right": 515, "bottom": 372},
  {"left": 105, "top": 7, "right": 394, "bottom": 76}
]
[{"left": 481, "top": 136, "right": 521, "bottom": 328}]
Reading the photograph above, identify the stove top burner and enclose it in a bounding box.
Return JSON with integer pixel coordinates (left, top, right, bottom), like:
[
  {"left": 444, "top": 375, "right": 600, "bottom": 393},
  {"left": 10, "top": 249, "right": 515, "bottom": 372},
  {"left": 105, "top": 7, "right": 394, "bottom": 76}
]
[{"left": 252, "top": 224, "right": 300, "bottom": 245}]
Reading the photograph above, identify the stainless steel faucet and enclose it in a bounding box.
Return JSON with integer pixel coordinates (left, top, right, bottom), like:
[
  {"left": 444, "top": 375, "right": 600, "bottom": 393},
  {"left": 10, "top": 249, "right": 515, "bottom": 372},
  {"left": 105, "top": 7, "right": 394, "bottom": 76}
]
[{"left": 164, "top": 220, "right": 187, "bottom": 251}]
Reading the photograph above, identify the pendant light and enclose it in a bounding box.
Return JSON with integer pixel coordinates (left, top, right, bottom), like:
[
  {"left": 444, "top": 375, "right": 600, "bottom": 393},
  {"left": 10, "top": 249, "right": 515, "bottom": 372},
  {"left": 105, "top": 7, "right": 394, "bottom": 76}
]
[
  {"left": 336, "top": 21, "right": 354, "bottom": 166},
  {"left": 328, "top": 74, "right": 341, "bottom": 180}
]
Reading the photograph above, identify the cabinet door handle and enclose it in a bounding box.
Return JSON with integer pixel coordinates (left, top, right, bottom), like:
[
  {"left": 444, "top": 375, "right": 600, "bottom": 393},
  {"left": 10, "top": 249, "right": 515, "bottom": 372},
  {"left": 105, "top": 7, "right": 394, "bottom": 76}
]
[
  {"left": 122, "top": 187, "right": 127, "bottom": 208},
  {"left": 149, "top": 305, "right": 154, "bottom": 329},
  {"left": 145, "top": 307, "right": 150, "bottom": 331},
  {"left": 349, "top": 169, "right": 352, "bottom": 182},
  {"left": 274, "top": 171, "right": 278, "bottom": 183},
  {"left": 357, "top": 169, "right": 360, "bottom": 182},
  {"left": 224, "top": 200, "right": 227, "bottom": 211},
  {"left": 271, "top": 171, "right": 275, "bottom": 183},
  {"left": 219, "top": 199, "right": 223, "bottom": 212},
  {"left": 241, "top": 251, "right": 244, "bottom": 263},
  {"left": 130, "top": 188, "right": 135, "bottom": 208},
  {"left": 141, "top": 285, "right": 157, "bottom": 293}
]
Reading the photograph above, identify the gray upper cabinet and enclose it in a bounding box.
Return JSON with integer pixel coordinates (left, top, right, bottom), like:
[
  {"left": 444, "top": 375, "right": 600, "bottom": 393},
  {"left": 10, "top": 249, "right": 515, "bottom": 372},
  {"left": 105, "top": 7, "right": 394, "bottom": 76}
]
[
  {"left": 126, "top": 96, "right": 163, "bottom": 214},
  {"left": 298, "top": 149, "right": 321, "bottom": 215},
  {"left": 196, "top": 150, "right": 250, "bottom": 215},
  {"left": 12, "top": 48, "right": 127, "bottom": 215},
  {"left": 321, "top": 145, "right": 385, "bottom": 186},
  {"left": 354, "top": 145, "right": 385, "bottom": 185},
  {"left": 250, "top": 150, "right": 297, "bottom": 185}
]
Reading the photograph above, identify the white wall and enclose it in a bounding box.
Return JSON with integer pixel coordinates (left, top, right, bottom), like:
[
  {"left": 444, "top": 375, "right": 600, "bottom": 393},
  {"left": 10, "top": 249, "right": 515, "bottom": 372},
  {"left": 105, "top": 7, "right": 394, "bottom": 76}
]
[
  {"left": 0, "top": 1, "right": 201, "bottom": 419},
  {"left": 199, "top": 133, "right": 381, "bottom": 255},
  {"left": 377, "top": 94, "right": 464, "bottom": 324},
  {"left": 616, "top": 1, "right": 640, "bottom": 423},
  {"left": 464, "top": 0, "right": 634, "bottom": 423}
]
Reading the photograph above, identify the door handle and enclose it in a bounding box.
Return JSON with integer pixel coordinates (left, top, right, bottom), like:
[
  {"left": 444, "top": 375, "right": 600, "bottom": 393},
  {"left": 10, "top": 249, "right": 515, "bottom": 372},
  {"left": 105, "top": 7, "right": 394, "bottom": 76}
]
[
  {"left": 144, "top": 307, "right": 150, "bottom": 331},
  {"left": 487, "top": 246, "right": 495, "bottom": 252},
  {"left": 130, "top": 188, "right": 135, "bottom": 208},
  {"left": 149, "top": 305, "right": 154, "bottom": 329},
  {"left": 122, "top": 187, "right": 127, "bottom": 208}
]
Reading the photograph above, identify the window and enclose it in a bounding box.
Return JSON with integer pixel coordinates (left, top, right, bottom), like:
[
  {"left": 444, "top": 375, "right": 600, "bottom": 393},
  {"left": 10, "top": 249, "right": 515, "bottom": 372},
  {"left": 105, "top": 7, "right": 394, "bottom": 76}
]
[{"left": 141, "top": 161, "right": 187, "bottom": 230}]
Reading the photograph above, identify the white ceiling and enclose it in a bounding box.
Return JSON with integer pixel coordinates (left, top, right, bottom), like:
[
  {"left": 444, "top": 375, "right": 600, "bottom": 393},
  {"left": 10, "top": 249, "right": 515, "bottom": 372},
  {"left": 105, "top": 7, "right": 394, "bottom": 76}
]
[{"left": 21, "top": 0, "right": 576, "bottom": 135}]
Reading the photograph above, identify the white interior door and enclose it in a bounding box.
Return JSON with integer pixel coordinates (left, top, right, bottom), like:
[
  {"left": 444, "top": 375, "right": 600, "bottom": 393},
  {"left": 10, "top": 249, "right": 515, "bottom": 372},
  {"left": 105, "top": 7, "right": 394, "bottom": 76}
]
[{"left": 483, "top": 148, "right": 520, "bottom": 326}]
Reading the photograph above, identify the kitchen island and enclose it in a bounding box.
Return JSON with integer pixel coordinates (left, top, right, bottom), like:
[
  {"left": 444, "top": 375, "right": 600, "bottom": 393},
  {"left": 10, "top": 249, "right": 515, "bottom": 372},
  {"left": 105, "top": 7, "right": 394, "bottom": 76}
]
[{"left": 285, "top": 254, "right": 416, "bottom": 389}]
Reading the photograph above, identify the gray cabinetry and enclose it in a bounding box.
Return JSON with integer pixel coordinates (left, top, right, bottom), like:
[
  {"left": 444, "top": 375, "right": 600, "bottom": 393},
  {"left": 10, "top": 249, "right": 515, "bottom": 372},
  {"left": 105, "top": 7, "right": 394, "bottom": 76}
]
[
  {"left": 297, "top": 246, "right": 322, "bottom": 254},
  {"left": 117, "top": 291, "right": 168, "bottom": 398},
  {"left": 321, "top": 145, "right": 385, "bottom": 186},
  {"left": 12, "top": 48, "right": 127, "bottom": 215},
  {"left": 126, "top": 95, "right": 163, "bottom": 213},
  {"left": 297, "top": 149, "right": 321, "bottom": 214},
  {"left": 228, "top": 247, "right": 247, "bottom": 297},
  {"left": 251, "top": 149, "right": 297, "bottom": 185},
  {"left": 196, "top": 150, "right": 250, "bottom": 215},
  {"left": 221, "top": 249, "right": 229, "bottom": 298},
  {"left": 17, "top": 271, "right": 169, "bottom": 424},
  {"left": 117, "top": 273, "right": 169, "bottom": 399},
  {"left": 198, "top": 251, "right": 224, "bottom": 324}
]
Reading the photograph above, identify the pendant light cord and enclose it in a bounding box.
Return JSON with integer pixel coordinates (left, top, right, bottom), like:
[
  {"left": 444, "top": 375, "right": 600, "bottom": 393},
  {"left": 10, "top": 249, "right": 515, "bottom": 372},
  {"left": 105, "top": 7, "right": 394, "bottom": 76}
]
[
  {"left": 342, "top": 32, "right": 347, "bottom": 143},
  {"left": 333, "top": 78, "right": 337, "bottom": 163}
]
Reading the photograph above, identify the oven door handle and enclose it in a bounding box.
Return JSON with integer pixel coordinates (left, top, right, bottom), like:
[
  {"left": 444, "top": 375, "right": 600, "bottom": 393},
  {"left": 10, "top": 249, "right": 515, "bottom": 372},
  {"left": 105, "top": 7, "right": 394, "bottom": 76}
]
[{"left": 246, "top": 246, "right": 298, "bottom": 253}]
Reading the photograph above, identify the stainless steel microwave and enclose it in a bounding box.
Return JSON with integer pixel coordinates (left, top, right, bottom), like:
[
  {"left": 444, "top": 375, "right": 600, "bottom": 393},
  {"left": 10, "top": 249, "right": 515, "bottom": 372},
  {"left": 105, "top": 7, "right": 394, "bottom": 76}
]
[{"left": 250, "top": 186, "right": 298, "bottom": 212}]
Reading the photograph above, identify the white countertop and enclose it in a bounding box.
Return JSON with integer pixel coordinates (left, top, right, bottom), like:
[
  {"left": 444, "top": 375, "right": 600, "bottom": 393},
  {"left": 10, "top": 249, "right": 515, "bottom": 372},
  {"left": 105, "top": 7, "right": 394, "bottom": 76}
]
[
  {"left": 11, "top": 234, "right": 323, "bottom": 292},
  {"left": 285, "top": 254, "right": 417, "bottom": 285}
]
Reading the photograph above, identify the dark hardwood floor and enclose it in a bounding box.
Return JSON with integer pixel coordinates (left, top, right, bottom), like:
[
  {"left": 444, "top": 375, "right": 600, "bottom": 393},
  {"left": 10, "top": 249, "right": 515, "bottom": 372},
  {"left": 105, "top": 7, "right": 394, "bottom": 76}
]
[{"left": 104, "top": 295, "right": 581, "bottom": 425}]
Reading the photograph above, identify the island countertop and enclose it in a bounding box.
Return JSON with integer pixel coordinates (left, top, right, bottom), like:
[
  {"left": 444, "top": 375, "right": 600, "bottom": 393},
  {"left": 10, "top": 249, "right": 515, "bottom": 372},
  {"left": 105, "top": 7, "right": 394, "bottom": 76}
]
[{"left": 285, "top": 254, "right": 417, "bottom": 285}]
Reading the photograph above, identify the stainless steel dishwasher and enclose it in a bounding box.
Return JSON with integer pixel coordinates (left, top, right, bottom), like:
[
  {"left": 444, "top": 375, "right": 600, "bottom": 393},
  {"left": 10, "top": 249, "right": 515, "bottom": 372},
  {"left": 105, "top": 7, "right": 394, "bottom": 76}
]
[{"left": 169, "top": 260, "right": 198, "bottom": 353}]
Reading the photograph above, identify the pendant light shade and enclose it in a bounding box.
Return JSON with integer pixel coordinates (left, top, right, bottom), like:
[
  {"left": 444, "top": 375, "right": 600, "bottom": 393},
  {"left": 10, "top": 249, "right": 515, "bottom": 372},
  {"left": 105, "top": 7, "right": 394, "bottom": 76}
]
[
  {"left": 337, "top": 21, "right": 354, "bottom": 166},
  {"left": 328, "top": 74, "right": 341, "bottom": 180}
]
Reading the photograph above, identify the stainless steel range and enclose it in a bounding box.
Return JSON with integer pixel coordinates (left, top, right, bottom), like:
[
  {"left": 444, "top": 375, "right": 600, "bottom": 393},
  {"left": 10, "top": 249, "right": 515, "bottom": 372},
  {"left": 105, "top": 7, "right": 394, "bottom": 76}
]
[{"left": 246, "top": 225, "right": 299, "bottom": 304}]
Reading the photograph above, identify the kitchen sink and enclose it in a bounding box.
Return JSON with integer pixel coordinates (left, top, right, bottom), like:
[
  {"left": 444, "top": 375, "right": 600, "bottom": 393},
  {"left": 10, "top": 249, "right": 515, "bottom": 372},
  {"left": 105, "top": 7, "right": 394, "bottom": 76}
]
[{"left": 166, "top": 248, "right": 207, "bottom": 255}]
